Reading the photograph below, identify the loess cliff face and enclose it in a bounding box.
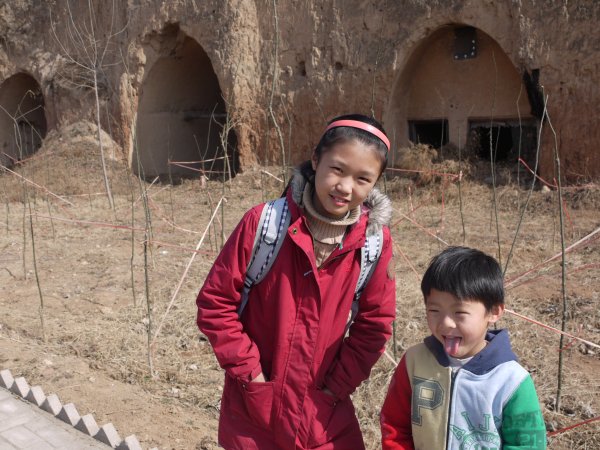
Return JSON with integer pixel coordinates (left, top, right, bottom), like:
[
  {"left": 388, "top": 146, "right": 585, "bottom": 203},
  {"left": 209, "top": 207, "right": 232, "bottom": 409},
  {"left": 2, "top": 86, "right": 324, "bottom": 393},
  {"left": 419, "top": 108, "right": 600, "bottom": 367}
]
[{"left": 1, "top": 0, "right": 598, "bottom": 180}]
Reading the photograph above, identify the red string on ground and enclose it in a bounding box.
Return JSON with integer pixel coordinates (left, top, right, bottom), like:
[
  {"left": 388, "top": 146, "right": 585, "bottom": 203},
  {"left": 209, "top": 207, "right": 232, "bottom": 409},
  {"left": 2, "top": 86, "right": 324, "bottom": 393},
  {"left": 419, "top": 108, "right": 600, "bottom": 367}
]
[
  {"left": 505, "top": 226, "right": 600, "bottom": 287},
  {"left": 506, "top": 263, "right": 600, "bottom": 290},
  {"left": 505, "top": 308, "right": 599, "bottom": 349},
  {"left": 33, "top": 214, "right": 145, "bottom": 232},
  {"left": 547, "top": 415, "right": 600, "bottom": 437},
  {"left": 396, "top": 211, "right": 449, "bottom": 245},
  {"left": 393, "top": 243, "right": 420, "bottom": 281},
  {"left": 518, "top": 158, "right": 557, "bottom": 188},
  {"left": 558, "top": 324, "right": 584, "bottom": 353}
]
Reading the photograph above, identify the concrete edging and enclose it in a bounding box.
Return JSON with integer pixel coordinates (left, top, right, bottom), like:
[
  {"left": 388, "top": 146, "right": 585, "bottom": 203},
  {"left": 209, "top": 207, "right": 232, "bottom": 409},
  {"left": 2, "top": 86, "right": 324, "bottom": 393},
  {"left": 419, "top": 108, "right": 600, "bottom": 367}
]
[{"left": 0, "top": 368, "right": 156, "bottom": 450}]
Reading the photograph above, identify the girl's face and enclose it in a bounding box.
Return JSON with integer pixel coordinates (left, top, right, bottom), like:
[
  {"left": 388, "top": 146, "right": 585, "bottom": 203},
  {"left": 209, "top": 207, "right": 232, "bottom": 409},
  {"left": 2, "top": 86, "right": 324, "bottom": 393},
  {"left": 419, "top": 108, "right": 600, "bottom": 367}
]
[{"left": 311, "top": 140, "right": 382, "bottom": 219}]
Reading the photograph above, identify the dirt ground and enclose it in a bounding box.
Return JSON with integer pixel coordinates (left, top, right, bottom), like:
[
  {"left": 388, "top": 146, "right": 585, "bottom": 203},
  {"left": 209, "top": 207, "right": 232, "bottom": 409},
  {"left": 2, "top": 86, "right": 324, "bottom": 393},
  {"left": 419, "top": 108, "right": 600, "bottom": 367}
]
[{"left": 0, "top": 130, "right": 599, "bottom": 449}]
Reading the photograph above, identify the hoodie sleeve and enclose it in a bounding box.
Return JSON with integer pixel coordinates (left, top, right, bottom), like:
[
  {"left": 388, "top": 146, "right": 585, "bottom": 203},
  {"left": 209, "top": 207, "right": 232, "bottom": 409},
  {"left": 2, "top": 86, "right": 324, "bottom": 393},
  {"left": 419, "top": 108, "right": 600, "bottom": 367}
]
[
  {"left": 196, "top": 206, "right": 264, "bottom": 383},
  {"left": 381, "top": 355, "right": 415, "bottom": 450},
  {"left": 501, "top": 374, "right": 547, "bottom": 449},
  {"left": 323, "top": 226, "right": 396, "bottom": 399}
]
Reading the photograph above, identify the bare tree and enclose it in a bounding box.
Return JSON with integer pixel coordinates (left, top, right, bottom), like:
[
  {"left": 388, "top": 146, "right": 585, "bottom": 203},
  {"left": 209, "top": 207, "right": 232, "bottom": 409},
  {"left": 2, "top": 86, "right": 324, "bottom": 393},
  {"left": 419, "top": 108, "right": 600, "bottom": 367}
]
[
  {"left": 0, "top": 103, "right": 46, "bottom": 341},
  {"left": 267, "top": 0, "right": 286, "bottom": 184},
  {"left": 50, "top": 0, "right": 127, "bottom": 209}
]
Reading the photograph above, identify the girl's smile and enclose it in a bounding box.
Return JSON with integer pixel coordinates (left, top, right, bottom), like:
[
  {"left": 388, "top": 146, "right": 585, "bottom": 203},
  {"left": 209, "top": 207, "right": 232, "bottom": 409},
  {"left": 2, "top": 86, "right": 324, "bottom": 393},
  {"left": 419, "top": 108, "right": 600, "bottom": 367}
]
[{"left": 311, "top": 141, "right": 382, "bottom": 219}]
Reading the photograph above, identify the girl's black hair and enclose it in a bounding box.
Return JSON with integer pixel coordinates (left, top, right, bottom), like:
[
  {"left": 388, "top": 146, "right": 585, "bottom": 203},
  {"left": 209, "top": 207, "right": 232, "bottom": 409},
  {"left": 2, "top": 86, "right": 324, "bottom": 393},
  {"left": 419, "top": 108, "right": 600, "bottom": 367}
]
[
  {"left": 421, "top": 246, "right": 504, "bottom": 312},
  {"left": 299, "top": 114, "right": 389, "bottom": 183},
  {"left": 315, "top": 114, "right": 389, "bottom": 169}
]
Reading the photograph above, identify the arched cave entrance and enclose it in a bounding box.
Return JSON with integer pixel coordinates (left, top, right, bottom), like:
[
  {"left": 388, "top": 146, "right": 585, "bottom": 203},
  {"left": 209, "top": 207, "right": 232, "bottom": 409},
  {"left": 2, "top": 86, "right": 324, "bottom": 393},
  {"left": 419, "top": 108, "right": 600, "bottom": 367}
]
[
  {"left": 390, "top": 25, "right": 537, "bottom": 165},
  {"left": 0, "top": 73, "right": 47, "bottom": 166},
  {"left": 134, "top": 34, "right": 238, "bottom": 181}
]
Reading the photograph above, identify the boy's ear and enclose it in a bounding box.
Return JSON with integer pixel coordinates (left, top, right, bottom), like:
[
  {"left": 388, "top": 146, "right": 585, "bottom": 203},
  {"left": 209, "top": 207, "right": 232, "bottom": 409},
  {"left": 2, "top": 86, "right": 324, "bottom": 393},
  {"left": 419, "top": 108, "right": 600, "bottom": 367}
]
[{"left": 487, "top": 304, "right": 505, "bottom": 324}]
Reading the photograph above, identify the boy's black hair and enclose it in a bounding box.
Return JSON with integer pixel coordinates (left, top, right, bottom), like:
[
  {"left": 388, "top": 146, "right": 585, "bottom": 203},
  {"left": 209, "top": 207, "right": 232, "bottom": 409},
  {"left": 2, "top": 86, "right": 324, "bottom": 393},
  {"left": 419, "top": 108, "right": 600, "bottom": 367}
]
[{"left": 421, "top": 246, "right": 504, "bottom": 311}]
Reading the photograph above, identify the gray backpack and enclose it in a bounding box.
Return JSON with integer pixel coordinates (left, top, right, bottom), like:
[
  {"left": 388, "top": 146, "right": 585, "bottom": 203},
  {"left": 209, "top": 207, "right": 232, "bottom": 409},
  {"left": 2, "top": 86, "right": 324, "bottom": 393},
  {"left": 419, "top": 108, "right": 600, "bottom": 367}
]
[{"left": 238, "top": 197, "right": 383, "bottom": 333}]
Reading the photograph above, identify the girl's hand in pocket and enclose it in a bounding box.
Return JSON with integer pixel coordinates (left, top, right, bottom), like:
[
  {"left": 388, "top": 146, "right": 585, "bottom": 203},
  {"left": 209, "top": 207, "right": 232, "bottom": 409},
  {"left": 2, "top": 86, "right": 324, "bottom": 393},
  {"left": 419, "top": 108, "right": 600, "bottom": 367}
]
[
  {"left": 321, "top": 386, "right": 335, "bottom": 398},
  {"left": 251, "top": 372, "right": 266, "bottom": 383}
]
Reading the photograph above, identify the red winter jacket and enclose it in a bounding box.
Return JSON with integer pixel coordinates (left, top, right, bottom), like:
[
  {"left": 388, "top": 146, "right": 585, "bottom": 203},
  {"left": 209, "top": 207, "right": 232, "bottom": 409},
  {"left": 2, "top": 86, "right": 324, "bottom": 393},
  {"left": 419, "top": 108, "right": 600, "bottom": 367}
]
[{"left": 196, "top": 173, "right": 396, "bottom": 449}]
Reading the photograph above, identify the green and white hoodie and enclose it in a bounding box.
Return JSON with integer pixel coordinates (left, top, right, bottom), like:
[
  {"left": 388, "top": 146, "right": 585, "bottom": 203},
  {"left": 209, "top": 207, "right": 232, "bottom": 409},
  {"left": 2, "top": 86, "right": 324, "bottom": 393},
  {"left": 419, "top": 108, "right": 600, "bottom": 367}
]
[{"left": 381, "top": 329, "right": 547, "bottom": 449}]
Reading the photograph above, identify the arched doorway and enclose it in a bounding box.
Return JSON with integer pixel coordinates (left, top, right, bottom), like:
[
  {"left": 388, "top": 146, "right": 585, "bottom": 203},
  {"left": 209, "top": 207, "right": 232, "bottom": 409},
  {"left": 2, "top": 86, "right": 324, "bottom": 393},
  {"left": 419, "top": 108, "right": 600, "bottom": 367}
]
[
  {"left": 389, "top": 25, "right": 536, "bottom": 163},
  {"left": 134, "top": 34, "right": 238, "bottom": 181},
  {"left": 0, "top": 73, "right": 47, "bottom": 166}
]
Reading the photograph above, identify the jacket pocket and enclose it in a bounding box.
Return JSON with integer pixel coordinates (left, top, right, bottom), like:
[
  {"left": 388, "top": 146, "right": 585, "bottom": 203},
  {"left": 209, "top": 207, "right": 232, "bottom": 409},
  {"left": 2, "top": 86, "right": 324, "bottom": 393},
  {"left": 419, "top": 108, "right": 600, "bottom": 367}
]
[
  {"left": 305, "top": 388, "right": 338, "bottom": 447},
  {"left": 240, "top": 380, "right": 275, "bottom": 429}
]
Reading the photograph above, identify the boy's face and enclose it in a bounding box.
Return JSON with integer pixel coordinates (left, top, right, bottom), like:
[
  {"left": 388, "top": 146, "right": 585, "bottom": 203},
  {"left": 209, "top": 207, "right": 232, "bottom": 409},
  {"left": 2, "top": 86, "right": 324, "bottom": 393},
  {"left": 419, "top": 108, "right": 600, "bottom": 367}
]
[{"left": 425, "top": 289, "right": 504, "bottom": 359}]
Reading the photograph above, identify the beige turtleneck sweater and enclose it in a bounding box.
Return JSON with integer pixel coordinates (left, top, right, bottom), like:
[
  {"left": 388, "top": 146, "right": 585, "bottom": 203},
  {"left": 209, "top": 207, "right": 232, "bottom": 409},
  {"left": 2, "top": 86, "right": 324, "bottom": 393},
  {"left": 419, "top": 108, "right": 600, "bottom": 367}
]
[{"left": 302, "top": 184, "right": 361, "bottom": 267}]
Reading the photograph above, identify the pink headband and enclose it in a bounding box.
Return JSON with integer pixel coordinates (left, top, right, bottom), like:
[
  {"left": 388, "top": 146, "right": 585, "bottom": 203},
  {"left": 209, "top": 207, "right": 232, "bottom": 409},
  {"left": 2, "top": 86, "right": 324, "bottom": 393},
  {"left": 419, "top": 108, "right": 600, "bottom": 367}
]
[{"left": 324, "top": 119, "right": 390, "bottom": 152}]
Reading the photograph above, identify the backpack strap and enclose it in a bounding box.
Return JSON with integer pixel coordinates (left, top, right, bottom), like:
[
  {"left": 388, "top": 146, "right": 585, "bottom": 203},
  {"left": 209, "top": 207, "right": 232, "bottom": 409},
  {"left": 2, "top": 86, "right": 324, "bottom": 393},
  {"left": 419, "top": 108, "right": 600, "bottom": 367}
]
[
  {"left": 345, "top": 229, "right": 384, "bottom": 335},
  {"left": 238, "top": 197, "right": 383, "bottom": 333},
  {"left": 238, "top": 197, "right": 290, "bottom": 317}
]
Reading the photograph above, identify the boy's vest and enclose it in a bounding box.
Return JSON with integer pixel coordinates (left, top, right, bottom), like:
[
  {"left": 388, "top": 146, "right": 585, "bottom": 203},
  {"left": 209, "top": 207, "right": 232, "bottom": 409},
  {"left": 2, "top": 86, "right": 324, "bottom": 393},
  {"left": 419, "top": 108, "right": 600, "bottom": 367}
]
[{"left": 238, "top": 197, "right": 383, "bottom": 333}]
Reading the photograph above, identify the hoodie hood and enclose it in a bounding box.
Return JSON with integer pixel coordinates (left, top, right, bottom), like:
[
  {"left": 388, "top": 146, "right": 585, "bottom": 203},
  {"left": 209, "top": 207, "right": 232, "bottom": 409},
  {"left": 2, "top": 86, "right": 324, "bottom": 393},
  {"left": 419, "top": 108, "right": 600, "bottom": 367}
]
[
  {"left": 424, "top": 329, "right": 518, "bottom": 375},
  {"left": 288, "top": 167, "right": 392, "bottom": 236}
]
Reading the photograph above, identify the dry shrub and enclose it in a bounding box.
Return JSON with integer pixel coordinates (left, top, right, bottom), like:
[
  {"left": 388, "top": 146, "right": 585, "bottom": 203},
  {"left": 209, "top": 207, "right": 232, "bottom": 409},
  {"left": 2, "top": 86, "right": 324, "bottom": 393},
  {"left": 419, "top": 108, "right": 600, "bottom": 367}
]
[
  {"left": 437, "top": 142, "right": 461, "bottom": 161},
  {"left": 436, "top": 159, "right": 464, "bottom": 177},
  {"left": 381, "top": 175, "right": 414, "bottom": 196},
  {"left": 391, "top": 143, "right": 469, "bottom": 194},
  {"left": 49, "top": 120, "right": 123, "bottom": 162},
  {"left": 0, "top": 120, "right": 135, "bottom": 202},
  {"left": 562, "top": 184, "right": 600, "bottom": 210},
  {"left": 395, "top": 143, "right": 437, "bottom": 185},
  {"left": 463, "top": 127, "right": 484, "bottom": 160}
]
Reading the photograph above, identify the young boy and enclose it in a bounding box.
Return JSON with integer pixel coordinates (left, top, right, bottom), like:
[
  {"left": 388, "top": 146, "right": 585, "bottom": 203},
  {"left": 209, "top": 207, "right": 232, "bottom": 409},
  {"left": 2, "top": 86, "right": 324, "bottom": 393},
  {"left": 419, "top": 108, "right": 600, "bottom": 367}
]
[{"left": 381, "top": 246, "right": 547, "bottom": 449}]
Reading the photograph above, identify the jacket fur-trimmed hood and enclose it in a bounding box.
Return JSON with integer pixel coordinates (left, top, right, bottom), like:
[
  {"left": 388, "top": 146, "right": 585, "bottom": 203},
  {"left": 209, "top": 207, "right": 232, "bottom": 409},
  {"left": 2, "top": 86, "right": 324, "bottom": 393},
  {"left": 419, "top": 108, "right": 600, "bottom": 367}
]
[{"left": 288, "top": 167, "right": 392, "bottom": 236}]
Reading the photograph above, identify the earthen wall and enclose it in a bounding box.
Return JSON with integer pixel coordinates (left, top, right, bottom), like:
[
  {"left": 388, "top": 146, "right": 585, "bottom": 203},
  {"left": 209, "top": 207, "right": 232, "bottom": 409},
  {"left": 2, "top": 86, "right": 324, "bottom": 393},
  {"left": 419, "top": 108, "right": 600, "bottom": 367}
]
[{"left": 1, "top": 0, "right": 598, "bottom": 180}]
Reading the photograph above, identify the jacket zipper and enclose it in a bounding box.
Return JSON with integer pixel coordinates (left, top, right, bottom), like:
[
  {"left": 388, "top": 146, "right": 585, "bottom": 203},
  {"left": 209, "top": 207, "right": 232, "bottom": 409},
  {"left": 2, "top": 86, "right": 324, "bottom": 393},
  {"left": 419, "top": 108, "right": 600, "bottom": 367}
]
[{"left": 446, "top": 369, "right": 459, "bottom": 448}]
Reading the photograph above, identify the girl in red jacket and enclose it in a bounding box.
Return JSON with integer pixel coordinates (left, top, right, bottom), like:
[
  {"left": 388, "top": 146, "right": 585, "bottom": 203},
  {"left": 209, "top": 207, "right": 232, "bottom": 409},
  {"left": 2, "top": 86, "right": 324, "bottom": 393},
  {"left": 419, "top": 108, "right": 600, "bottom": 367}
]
[{"left": 196, "top": 114, "right": 396, "bottom": 449}]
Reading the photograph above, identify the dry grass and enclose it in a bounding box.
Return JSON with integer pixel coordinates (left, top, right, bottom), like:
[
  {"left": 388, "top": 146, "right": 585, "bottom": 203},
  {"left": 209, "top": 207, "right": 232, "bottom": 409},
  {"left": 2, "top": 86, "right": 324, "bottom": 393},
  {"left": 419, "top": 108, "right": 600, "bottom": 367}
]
[
  {"left": 1, "top": 120, "right": 133, "bottom": 202},
  {"left": 0, "top": 130, "right": 599, "bottom": 449}
]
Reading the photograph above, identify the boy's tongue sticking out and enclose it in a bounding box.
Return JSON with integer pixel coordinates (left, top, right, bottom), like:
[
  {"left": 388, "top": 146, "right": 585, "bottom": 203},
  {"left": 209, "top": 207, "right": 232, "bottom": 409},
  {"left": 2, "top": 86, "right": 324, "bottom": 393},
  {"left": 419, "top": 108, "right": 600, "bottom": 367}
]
[{"left": 444, "top": 336, "right": 461, "bottom": 356}]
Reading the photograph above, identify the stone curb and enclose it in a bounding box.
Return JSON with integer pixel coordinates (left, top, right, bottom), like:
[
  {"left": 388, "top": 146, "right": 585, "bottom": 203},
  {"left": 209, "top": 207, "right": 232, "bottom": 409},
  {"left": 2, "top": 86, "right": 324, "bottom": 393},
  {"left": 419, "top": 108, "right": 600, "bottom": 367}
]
[{"left": 1, "top": 368, "right": 156, "bottom": 450}]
